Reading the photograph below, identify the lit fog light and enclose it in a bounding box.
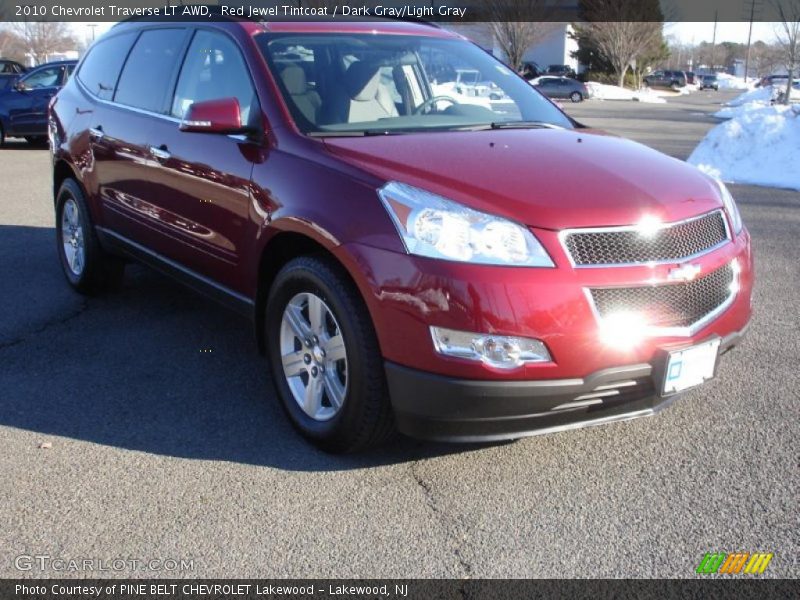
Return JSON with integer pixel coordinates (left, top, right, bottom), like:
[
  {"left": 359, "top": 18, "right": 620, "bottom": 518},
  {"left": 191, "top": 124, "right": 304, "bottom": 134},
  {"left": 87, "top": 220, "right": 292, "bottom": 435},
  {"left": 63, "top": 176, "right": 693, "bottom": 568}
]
[
  {"left": 430, "top": 327, "right": 551, "bottom": 369},
  {"left": 599, "top": 311, "right": 648, "bottom": 350}
]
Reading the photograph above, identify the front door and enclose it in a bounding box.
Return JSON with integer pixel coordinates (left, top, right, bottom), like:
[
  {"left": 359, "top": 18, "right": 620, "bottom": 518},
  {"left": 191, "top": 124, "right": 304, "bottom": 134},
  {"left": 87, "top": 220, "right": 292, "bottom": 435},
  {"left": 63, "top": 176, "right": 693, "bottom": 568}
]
[{"left": 142, "top": 29, "right": 261, "bottom": 292}]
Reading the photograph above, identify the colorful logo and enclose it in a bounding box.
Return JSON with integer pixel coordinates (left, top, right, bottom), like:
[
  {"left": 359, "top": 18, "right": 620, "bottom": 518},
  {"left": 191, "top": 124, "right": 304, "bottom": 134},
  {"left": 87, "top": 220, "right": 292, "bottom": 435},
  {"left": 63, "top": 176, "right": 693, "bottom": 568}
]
[{"left": 696, "top": 552, "right": 773, "bottom": 574}]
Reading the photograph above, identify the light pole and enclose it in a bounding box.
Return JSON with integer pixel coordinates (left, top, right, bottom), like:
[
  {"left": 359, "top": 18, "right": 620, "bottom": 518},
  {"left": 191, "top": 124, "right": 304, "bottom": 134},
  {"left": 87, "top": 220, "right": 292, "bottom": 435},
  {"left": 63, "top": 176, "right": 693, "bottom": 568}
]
[{"left": 87, "top": 24, "right": 97, "bottom": 43}]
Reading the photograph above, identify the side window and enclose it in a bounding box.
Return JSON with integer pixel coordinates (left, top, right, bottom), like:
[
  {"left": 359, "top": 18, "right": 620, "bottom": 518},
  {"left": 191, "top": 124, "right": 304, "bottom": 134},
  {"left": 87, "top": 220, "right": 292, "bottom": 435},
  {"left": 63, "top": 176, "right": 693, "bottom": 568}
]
[
  {"left": 171, "top": 30, "right": 257, "bottom": 125},
  {"left": 77, "top": 32, "right": 136, "bottom": 100},
  {"left": 115, "top": 29, "right": 185, "bottom": 113},
  {"left": 21, "top": 66, "right": 62, "bottom": 89}
]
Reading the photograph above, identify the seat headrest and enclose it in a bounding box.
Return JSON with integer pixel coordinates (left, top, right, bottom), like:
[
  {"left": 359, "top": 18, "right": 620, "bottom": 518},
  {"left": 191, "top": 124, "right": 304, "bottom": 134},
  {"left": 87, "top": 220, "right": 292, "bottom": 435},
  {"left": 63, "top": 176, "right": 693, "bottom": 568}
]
[
  {"left": 344, "top": 61, "right": 381, "bottom": 101},
  {"left": 281, "top": 65, "right": 307, "bottom": 95}
]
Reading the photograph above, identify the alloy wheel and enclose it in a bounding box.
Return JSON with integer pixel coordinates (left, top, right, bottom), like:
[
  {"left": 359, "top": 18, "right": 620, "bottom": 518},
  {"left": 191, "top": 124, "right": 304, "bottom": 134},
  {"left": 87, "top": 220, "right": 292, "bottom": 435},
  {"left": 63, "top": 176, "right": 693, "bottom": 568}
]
[
  {"left": 61, "top": 198, "right": 85, "bottom": 276},
  {"left": 279, "top": 292, "right": 348, "bottom": 421}
]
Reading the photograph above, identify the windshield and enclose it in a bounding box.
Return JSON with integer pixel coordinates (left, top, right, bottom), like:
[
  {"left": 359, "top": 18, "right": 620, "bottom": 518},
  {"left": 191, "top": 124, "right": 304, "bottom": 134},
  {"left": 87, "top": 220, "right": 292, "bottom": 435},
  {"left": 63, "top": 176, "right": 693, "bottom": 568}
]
[{"left": 255, "top": 32, "right": 573, "bottom": 136}]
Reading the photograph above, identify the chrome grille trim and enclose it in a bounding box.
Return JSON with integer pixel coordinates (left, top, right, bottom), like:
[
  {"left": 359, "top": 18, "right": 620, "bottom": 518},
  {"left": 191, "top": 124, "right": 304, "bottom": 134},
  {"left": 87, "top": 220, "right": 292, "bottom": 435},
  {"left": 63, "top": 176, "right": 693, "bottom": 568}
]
[
  {"left": 560, "top": 210, "right": 731, "bottom": 268},
  {"left": 586, "top": 261, "right": 739, "bottom": 337}
]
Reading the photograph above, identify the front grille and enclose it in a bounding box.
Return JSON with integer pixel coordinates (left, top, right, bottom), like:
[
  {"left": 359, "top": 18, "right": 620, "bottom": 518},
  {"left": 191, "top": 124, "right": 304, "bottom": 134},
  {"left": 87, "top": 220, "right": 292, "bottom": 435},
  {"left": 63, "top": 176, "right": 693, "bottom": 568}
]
[
  {"left": 590, "top": 263, "right": 735, "bottom": 329},
  {"left": 564, "top": 211, "right": 728, "bottom": 266}
]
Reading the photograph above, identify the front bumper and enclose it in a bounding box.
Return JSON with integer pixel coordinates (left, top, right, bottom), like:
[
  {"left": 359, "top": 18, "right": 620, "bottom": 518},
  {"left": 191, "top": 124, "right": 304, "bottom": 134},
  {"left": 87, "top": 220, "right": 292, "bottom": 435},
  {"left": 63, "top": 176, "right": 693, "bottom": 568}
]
[{"left": 387, "top": 327, "right": 747, "bottom": 442}]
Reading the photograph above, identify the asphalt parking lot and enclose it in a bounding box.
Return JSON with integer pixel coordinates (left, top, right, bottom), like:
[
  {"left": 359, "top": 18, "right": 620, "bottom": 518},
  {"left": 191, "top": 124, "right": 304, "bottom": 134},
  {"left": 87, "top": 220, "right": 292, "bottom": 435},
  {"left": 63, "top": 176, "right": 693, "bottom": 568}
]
[{"left": 1, "top": 90, "right": 798, "bottom": 579}]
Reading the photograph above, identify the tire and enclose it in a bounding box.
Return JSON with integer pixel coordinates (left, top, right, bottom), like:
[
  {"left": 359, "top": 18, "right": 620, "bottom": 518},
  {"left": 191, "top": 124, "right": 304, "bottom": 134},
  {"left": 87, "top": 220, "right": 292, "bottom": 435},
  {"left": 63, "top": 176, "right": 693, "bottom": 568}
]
[
  {"left": 671, "top": 81, "right": 681, "bottom": 91},
  {"left": 570, "top": 91, "right": 583, "bottom": 103},
  {"left": 25, "top": 136, "right": 47, "bottom": 146},
  {"left": 55, "top": 178, "right": 125, "bottom": 294},
  {"left": 265, "top": 256, "right": 394, "bottom": 453}
]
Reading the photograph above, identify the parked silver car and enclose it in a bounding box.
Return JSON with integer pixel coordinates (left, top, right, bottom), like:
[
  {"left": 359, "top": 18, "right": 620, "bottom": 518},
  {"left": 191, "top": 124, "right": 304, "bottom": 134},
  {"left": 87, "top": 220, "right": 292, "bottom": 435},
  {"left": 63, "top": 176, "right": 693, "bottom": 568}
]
[{"left": 532, "top": 76, "right": 590, "bottom": 103}]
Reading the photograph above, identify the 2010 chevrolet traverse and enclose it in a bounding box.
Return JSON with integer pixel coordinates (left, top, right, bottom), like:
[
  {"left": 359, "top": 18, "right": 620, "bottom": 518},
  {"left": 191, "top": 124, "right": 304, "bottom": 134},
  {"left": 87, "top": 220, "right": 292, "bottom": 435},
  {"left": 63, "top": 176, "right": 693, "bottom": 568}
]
[{"left": 50, "top": 19, "right": 752, "bottom": 452}]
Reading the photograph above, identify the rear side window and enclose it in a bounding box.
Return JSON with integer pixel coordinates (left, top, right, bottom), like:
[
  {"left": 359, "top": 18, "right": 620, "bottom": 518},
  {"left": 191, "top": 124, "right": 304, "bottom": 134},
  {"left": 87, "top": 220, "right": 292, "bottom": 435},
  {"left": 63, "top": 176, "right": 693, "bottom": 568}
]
[
  {"left": 77, "top": 32, "right": 136, "bottom": 100},
  {"left": 115, "top": 29, "right": 186, "bottom": 113},
  {"left": 171, "top": 30, "right": 257, "bottom": 125}
]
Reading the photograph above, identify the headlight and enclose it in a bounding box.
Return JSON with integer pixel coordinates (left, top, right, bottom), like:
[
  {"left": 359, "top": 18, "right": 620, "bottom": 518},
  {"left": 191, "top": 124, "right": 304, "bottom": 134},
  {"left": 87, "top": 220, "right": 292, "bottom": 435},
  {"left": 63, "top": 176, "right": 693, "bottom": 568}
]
[
  {"left": 714, "top": 179, "right": 743, "bottom": 235},
  {"left": 378, "top": 182, "right": 554, "bottom": 267}
]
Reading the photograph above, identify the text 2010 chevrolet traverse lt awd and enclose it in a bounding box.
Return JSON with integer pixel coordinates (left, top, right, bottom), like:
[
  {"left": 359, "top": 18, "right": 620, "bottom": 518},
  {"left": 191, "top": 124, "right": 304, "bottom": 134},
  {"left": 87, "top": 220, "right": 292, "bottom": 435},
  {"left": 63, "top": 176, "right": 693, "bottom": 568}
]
[{"left": 50, "top": 19, "right": 752, "bottom": 452}]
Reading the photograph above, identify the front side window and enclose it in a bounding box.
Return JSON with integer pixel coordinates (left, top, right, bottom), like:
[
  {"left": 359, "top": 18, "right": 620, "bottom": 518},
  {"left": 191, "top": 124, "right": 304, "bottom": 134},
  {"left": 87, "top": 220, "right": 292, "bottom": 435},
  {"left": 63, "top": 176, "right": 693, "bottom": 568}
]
[
  {"left": 256, "top": 33, "right": 572, "bottom": 136},
  {"left": 115, "top": 28, "right": 185, "bottom": 113},
  {"left": 20, "top": 66, "right": 63, "bottom": 89},
  {"left": 77, "top": 32, "right": 136, "bottom": 100},
  {"left": 171, "top": 30, "right": 257, "bottom": 125}
]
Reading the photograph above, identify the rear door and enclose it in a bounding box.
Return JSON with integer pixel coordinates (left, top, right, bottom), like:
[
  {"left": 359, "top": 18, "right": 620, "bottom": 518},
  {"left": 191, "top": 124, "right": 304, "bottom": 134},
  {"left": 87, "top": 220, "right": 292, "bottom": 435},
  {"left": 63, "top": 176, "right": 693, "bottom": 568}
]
[
  {"left": 87, "top": 28, "right": 190, "bottom": 245},
  {"left": 142, "top": 28, "right": 261, "bottom": 291}
]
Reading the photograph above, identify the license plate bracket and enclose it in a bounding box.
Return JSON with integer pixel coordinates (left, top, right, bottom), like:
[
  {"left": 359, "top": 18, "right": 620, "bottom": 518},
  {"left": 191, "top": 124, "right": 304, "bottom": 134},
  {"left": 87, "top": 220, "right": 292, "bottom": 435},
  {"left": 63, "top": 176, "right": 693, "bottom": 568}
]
[{"left": 662, "top": 338, "right": 721, "bottom": 395}]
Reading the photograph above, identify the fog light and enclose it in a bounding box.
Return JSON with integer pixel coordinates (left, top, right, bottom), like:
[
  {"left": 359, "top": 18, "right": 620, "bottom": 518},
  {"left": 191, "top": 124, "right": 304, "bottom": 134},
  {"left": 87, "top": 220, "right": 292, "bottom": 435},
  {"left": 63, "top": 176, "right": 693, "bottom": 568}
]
[
  {"left": 599, "top": 311, "right": 648, "bottom": 350},
  {"left": 430, "top": 327, "right": 551, "bottom": 369}
]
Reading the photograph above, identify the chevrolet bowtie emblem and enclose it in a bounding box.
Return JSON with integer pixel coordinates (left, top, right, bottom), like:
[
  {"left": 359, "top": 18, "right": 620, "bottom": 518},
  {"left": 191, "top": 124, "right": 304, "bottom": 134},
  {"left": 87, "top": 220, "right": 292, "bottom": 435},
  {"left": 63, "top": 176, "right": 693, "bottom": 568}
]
[{"left": 668, "top": 263, "right": 702, "bottom": 282}]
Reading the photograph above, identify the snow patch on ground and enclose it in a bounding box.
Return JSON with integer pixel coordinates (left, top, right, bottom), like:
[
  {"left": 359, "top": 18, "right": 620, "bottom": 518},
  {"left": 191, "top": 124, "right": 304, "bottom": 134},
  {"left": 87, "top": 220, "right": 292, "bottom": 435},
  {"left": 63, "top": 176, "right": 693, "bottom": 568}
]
[
  {"left": 688, "top": 103, "right": 800, "bottom": 191},
  {"left": 584, "top": 82, "right": 667, "bottom": 103},
  {"left": 715, "top": 74, "right": 755, "bottom": 90},
  {"left": 430, "top": 82, "right": 493, "bottom": 109}
]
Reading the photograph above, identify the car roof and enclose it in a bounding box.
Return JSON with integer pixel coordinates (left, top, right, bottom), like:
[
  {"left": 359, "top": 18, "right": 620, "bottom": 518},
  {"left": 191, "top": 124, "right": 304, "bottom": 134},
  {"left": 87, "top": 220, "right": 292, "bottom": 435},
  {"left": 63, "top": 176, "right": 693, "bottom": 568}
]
[
  {"left": 112, "top": 17, "right": 457, "bottom": 40},
  {"left": 34, "top": 60, "right": 77, "bottom": 66}
]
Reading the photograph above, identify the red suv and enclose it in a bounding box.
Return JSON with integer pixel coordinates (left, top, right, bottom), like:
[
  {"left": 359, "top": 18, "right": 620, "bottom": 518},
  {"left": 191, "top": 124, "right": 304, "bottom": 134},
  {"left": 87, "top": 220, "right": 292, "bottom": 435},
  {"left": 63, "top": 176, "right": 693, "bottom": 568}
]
[{"left": 50, "top": 19, "right": 752, "bottom": 452}]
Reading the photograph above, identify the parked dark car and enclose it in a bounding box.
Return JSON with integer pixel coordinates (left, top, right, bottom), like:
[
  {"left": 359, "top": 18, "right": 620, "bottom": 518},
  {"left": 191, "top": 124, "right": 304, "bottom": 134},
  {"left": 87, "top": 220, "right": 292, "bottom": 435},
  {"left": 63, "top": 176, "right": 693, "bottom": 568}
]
[
  {"left": 643, "top": 70, "right": 687, "bottom": 90},
  {"left": 700, "top": 74, "right": 719, "bottom": 91},
  {"left": 685, "top": 71, "right": 697, "bottom": 85},
  {"left": 0, "top": 59, "right": 27, "bottom": 92},
  {"left": 50, "top": 20, "right": 752, "bottom": 452},
  {"left": 546, "top": 64, "right": 576, "bottom": 78},
  {"left": 532, "top": 76, "right": 589, "bottom": 102},
  {"left": 0, "top": 60, "right": 76, "bottom": 146},
  {"left": 520, "top": 61, "right": 543, "bottom": 80}
]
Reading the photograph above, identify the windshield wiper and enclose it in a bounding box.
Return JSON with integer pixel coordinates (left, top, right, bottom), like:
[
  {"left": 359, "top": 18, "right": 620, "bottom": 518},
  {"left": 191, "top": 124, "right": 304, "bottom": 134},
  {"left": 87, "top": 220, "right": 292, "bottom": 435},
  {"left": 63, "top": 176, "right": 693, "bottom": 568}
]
[
  {"left": 489, "top": 121, "right": 562, "bottom": 130},
  {"left": 307, "top": 129, "right": 405, "bottom": 138}
]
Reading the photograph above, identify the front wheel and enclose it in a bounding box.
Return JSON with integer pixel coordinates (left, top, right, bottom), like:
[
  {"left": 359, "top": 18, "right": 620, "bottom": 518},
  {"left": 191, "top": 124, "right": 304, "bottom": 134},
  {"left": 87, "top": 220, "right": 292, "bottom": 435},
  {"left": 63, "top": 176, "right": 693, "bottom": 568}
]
[
  {"left": 570, "top": 91, "right": 583, "bottom": 103},
  {"left": 265, "top": 256, "right": 394, "bottom": 453}
]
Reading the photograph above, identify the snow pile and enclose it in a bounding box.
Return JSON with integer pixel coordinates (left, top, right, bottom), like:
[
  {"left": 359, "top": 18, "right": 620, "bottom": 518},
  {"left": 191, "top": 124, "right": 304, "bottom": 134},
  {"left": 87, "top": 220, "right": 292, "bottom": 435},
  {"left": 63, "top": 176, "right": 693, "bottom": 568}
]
[
  {"left": 584, "top": 82, "right": 667, "bottom": 103},
  {"left": 688, "top": 103, "right": 800, "bottom": 191},
  {"left": 715, "top": 85, "right": 800, "bottom": 119},
  {"left": 726, "top": 85, "right": 776, "bottom": 107},
  {"left": 715, "top": 73, "right": 755, "bottom": 90},
  {"left": 431, "top": 82, "right": 492, "bottom": 109}
]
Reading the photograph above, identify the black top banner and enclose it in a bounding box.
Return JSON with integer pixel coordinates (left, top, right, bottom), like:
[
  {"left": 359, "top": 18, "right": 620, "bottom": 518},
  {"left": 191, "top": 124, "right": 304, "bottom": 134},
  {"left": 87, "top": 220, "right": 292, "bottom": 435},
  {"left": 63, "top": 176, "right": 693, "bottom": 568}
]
[{"left": 0, "top": 0, "right": 796, "bottom": 23}]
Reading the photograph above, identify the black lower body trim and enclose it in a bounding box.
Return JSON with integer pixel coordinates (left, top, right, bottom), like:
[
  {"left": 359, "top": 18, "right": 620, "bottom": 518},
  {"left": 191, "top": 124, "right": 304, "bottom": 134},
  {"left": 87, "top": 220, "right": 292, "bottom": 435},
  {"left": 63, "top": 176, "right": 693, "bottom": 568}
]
[{"left": 96, "top": 227, "right": 254, "bottom": 319}]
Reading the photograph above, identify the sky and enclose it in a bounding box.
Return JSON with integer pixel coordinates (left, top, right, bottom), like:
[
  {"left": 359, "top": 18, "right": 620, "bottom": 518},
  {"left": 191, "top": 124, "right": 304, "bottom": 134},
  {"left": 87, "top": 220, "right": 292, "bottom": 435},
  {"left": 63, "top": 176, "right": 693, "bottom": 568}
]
[
  {"left": 69, "top": 20, "right": 783, "bottom": 48},
  {"left": 666, "top": 22, "right": 780, "bottom": 45}
]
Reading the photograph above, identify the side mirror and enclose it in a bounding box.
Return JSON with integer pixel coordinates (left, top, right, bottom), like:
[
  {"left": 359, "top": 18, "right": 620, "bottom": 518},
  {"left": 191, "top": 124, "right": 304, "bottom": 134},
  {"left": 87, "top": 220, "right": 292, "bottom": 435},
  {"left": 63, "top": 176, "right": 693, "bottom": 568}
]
[
  {"left": 179, "top": 98, "right": 250, "bottom": 135},
  {"left": 14, "top": 80, "right": 28, "bottom": 92}
]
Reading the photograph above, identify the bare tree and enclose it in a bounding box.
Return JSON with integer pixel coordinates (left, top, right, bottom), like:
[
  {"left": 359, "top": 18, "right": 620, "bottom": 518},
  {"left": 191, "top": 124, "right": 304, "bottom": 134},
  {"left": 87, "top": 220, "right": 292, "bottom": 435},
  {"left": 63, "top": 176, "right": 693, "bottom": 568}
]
[
  {"left": 9, "top": 22, "right": 75, "bottom": 65},
  {"left": 773, "top": 0, "right": 800, "bottom": 104},
  {"left": 575, "top": 0, "right": 664, "bottom": 88},
  {"left": 484, "top": 0, "right": 558, "bottom": 72}
]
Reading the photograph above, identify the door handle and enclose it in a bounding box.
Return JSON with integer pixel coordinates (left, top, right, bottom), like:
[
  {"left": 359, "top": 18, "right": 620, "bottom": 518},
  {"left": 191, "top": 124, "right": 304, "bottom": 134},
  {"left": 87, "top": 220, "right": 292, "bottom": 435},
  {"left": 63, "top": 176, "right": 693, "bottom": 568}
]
[
  {"left": 89, "top": 126, "right": 104, "bottom": 140},
  {"left": 149, "top": 145, "right": 171, "bottom": 161}
]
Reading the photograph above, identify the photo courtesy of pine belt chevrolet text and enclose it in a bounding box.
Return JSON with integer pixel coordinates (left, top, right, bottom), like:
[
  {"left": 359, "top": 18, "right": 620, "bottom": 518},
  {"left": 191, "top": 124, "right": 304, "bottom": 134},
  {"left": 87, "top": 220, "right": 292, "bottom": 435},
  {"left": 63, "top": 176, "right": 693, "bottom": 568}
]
[{"left": 48, "top": 18, "right": 753, "bottom": 453}]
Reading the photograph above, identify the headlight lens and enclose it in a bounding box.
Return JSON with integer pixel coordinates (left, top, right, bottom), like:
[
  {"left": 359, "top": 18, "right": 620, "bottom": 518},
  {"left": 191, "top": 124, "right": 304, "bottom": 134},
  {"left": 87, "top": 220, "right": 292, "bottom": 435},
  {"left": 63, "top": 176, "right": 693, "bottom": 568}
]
[
  {"left": 379, "top": 182, "right": 554, "bottom": 267},
  {"left": 715, "top": 179, "right": 743, "bottom": 234}
]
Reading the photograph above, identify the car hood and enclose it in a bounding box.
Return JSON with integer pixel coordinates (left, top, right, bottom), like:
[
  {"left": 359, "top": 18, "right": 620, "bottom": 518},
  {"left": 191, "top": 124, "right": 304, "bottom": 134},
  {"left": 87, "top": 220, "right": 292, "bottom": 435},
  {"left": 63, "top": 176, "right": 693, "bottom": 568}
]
[{"left": 323, "top": 128, "right": 723, "bottom": 230}]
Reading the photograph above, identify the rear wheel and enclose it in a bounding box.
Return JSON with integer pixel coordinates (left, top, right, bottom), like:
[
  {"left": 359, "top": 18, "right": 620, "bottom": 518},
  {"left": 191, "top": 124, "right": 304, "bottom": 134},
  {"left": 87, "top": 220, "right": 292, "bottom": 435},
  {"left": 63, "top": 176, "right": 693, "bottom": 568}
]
[
  {"left": 570, "top": 91, "right": 583, "bottom": 103},
  {"left": 56, "top": 179, "right": 125, "bottom": 294},
  {"left": 265, "top": 256, "right": 394, "bottom": 453},
  {"left": 671, "top": 81, "right": 681, "bottom": 91}
]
